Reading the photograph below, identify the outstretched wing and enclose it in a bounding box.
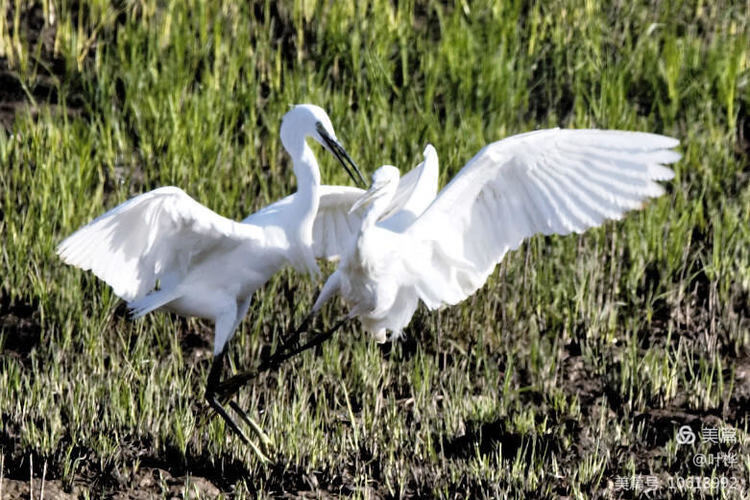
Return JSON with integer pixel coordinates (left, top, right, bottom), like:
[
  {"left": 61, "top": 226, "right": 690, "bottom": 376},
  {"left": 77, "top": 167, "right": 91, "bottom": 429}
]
[
  {"left": 404, "top": 128, "right": 680, "bottom": 308},
  {"left": 57, "top": 186, "right": 262, "bottom": 301},
  {"left": 245, "top": 148, "right": 440, "bottom": 261}
]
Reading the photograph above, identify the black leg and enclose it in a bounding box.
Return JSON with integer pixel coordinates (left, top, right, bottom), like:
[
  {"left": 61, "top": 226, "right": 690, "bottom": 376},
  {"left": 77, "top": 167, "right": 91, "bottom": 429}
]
[
  {"left": 214, "top": 317, "right": 349, "bottom": 402},
  {"left": 205, "top": 350, "right": 272, "bottom": 462},
  {"left": 228, "top": 400, "right": 272, "bottom": 455},
  {"left": 277, "top": 316, "right": 347, "bottom": 361},
  {"left": 278, "top": 309, "right": 317, "bottom": 349},
  {"left": 205, "top": 351, "right": 250, "bottom": 443},
  {"left": 206, "top": 350, "right": 225, "bottom": 392}
]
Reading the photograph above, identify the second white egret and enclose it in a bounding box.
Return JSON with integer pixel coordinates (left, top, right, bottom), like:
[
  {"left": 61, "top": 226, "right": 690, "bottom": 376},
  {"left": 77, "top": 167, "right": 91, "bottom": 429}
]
[{"left": 309, "top": 129, "right": 680, "bottom": 342}]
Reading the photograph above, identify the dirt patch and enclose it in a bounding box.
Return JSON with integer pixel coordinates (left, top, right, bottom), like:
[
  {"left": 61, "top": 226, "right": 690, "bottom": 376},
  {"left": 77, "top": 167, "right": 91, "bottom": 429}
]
[
  {"left": 126, "top": 467, "right": 222, "bottom": 498},
  {"left": 0, "top": 293, "right": 42, "bottom": 361},
  {"left": 0, "top": 478, "right": 81, "bottom": 500},
  {"left": 0, "top": 429, "right": 248, "bottom": 497},
  {"left": 728, "top": 354, "right": 750, "bottom": 425},
  {"left": 443, "top": 418, "right": 527, "bottom": 460},
  {"left": 0, "top": 2, "right": 85, "bottom": 130},
  {"left": 0, "top": 471, "right": 220, "bottom": 499}
]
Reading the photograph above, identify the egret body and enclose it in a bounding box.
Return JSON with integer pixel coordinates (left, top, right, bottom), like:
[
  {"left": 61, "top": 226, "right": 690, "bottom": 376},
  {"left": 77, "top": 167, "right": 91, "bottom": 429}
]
[{"left": 57, "top": 104, "right": 365, "bottom": 459}]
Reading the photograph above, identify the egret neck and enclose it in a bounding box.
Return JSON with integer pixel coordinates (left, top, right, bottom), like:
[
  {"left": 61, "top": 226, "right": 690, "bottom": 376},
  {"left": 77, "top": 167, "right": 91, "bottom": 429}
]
[{"left": 281, "top": 120, "right": 322, "bottom": 276}]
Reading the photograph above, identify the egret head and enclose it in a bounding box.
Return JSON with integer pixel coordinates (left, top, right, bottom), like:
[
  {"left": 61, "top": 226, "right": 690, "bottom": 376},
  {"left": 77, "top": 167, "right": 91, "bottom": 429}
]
[
  {"left": 281, "top": 104, "right": 366, "bottom": 187},
  {"left": 350, "top": 165, "right": 401, "bottom": 216}
]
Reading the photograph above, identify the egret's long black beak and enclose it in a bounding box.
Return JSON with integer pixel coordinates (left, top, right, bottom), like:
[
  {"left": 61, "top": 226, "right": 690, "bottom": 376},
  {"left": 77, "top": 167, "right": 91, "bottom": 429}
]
[{"left": 316, "top": 123, "right": 366, "bottom": 187}]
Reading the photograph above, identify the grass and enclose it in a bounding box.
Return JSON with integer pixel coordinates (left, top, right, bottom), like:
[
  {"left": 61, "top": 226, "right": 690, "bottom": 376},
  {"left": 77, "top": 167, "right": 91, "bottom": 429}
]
[{"left": 0, "top": 0, "right": 748, "bottom": 497}]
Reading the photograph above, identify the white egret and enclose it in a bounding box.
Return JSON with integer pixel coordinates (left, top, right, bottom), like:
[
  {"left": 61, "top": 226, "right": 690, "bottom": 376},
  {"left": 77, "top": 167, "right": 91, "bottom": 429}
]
[
  {"left": 308, "top": 129, "right": 680, "bottom": 343},
  {"left": 56, "top": 104, "right": 369, "bottom": 460},
  {"left": 56, "top": 104, "right": 440, "bottom": 459}
]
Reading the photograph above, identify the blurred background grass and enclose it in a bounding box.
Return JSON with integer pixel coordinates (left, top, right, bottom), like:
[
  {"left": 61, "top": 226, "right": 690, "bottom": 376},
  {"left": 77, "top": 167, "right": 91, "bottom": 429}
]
[{"left": 0, "top": 0, "right": 748, "bottom": 497}]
